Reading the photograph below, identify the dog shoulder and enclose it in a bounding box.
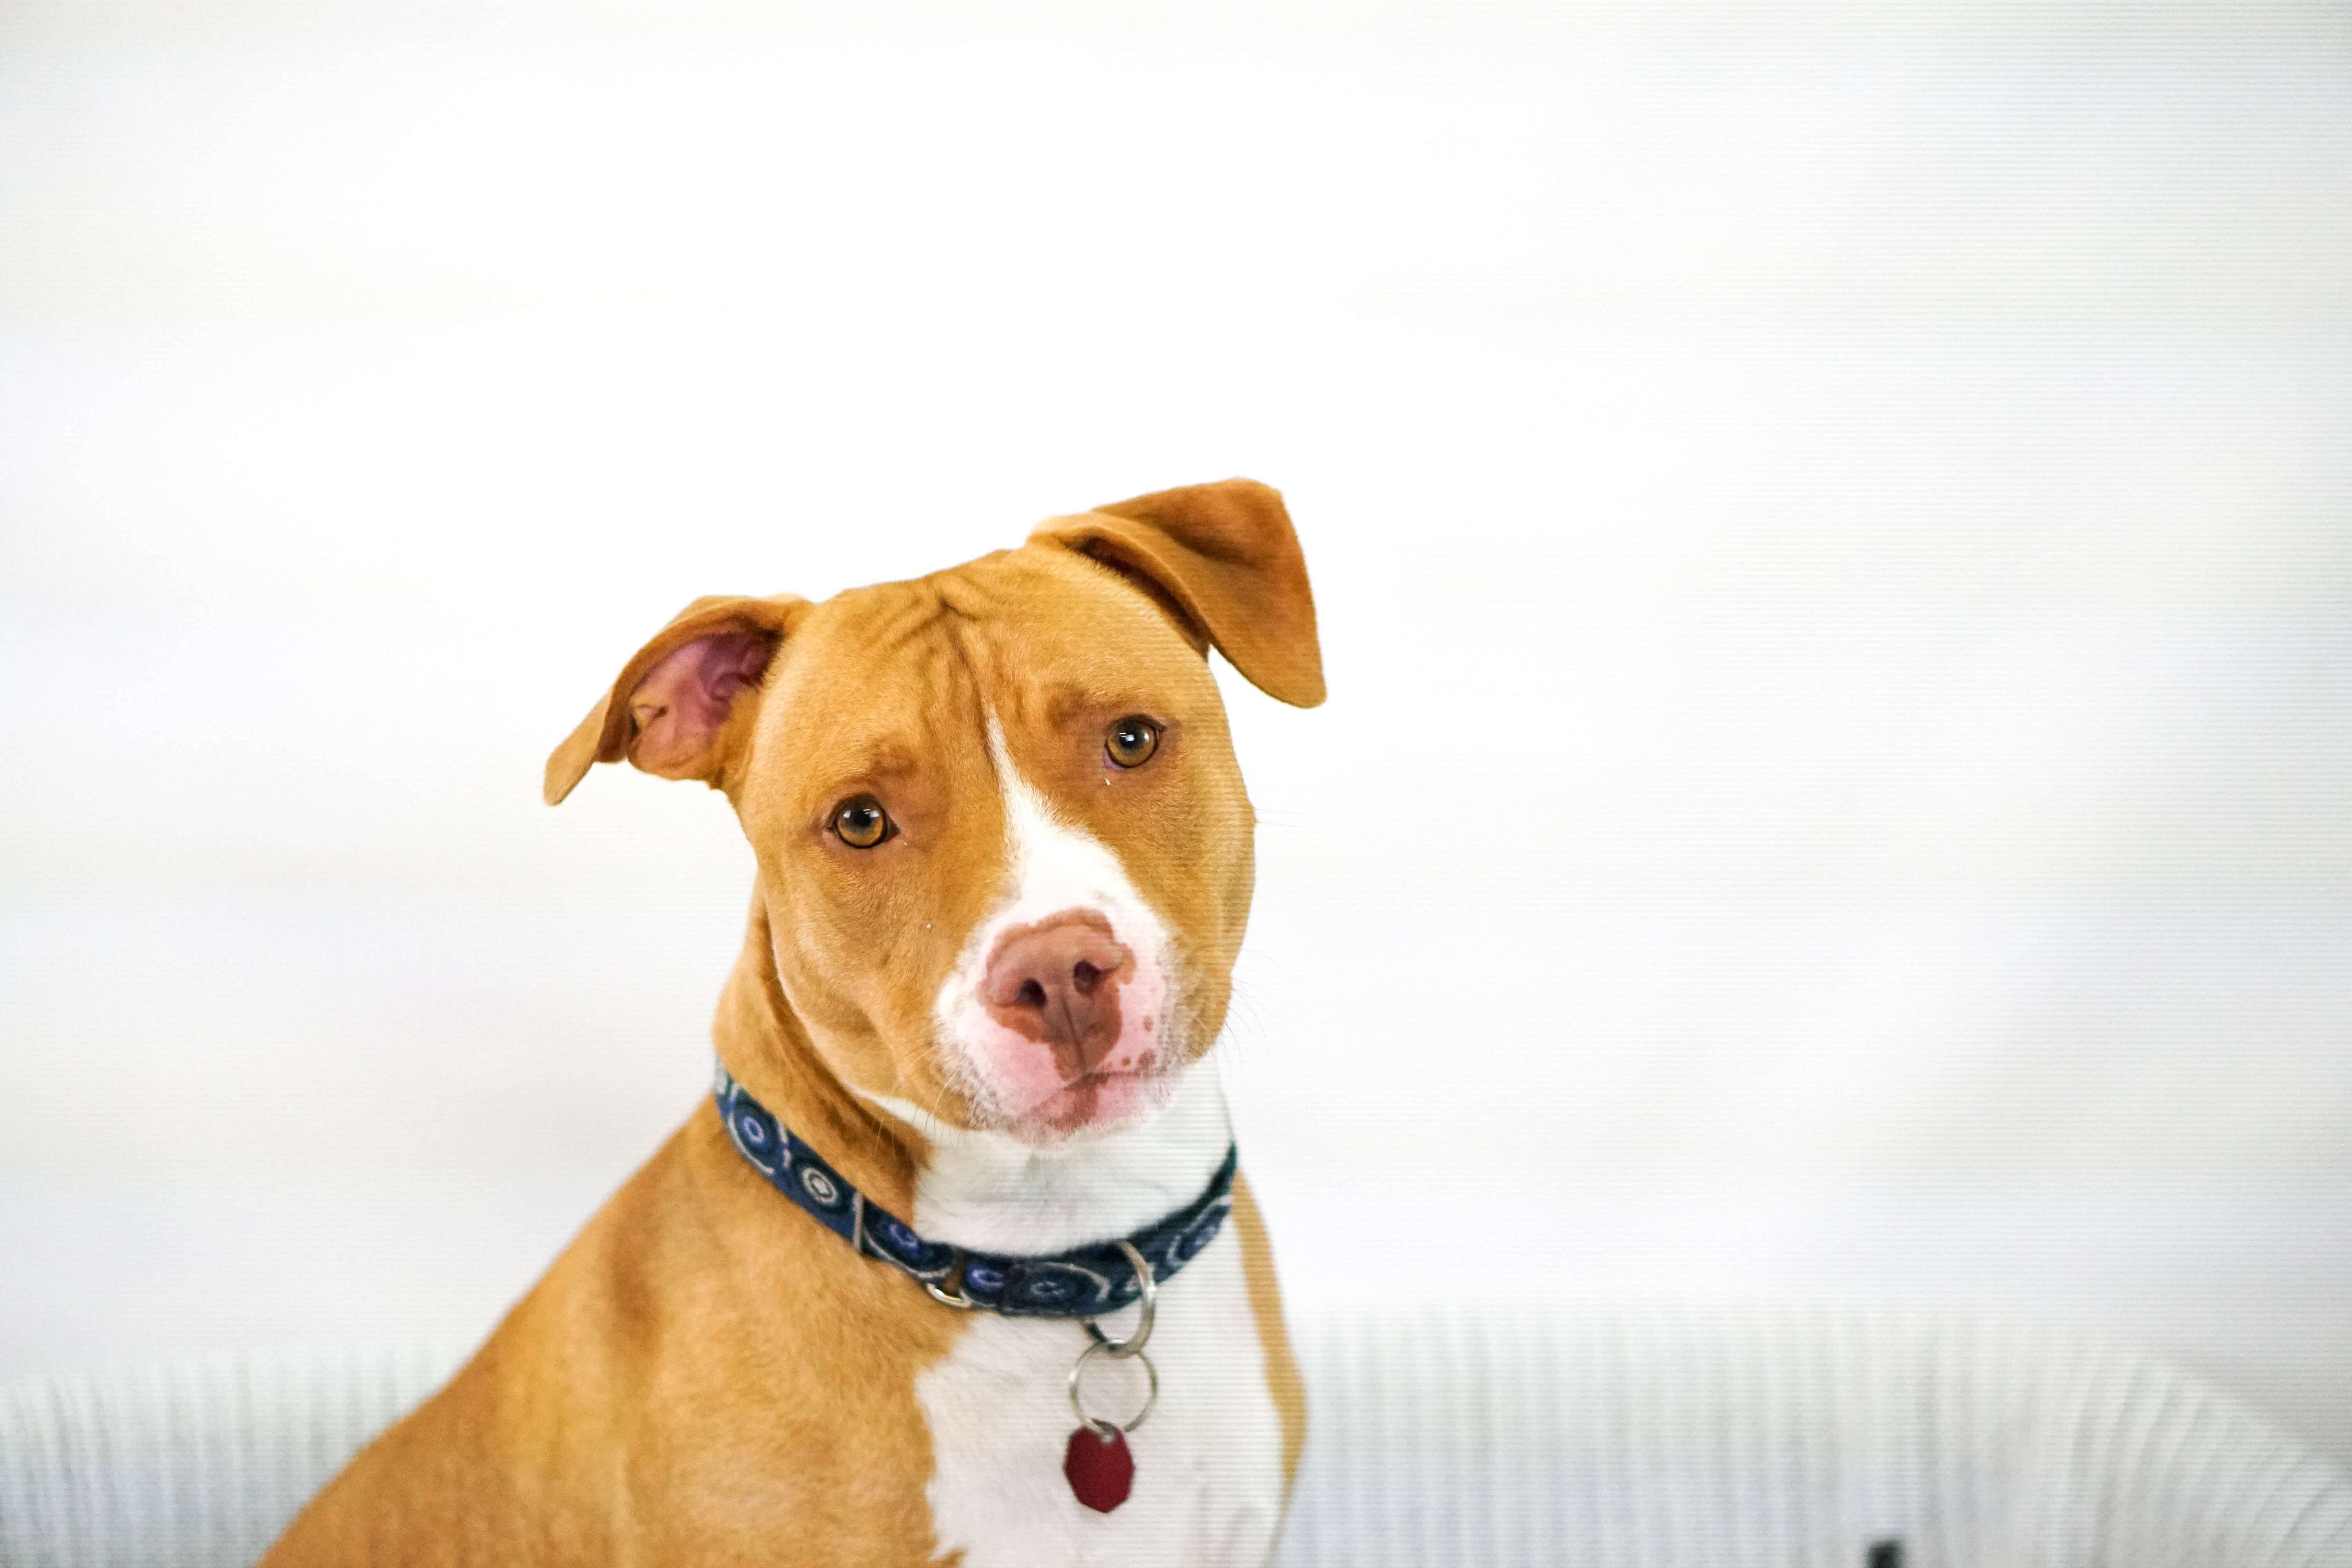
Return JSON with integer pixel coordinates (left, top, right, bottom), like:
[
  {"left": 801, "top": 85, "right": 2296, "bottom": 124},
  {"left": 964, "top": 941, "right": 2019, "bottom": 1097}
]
[{"left": 1230, "top": 1172, "right": 1307, "bottom": 1497}]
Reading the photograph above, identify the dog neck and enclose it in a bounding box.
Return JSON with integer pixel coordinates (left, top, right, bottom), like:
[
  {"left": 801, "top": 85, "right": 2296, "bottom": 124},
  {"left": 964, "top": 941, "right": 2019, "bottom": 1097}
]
[{"left": 714, "top": 890, "right": 1236, "bottom": 1259}]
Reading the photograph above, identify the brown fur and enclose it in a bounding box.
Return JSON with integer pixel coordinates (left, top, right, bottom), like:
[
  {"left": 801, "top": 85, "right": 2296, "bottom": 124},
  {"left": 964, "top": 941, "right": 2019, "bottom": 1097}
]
[{"left": 265, "top": 480, "right": 1319, "bottom": 1564}]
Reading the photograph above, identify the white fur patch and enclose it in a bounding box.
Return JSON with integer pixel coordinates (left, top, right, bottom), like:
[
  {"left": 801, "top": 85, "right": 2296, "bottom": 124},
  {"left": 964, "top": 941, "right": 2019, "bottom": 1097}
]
[
  {"left": 857, "top": 1068, "right": 1285, "bottom": 1566},
  {"left": 931, "top": 713, "right": 1179, "bottom": 1134},
  {"left": 869, "top": 715, "right": 1285, "bottom": 1564},
  {"left": 916, "top": 1228, "right": 1284, "bottom": 1568},
  {"left": 858, "top": 1061, "right": 1238, "bottom": 1257}
]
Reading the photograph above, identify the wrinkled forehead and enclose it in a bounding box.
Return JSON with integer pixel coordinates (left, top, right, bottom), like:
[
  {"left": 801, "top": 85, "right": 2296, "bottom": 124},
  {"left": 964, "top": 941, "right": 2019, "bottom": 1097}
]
[
  {"left": 748, "top": 548, "right": 1207, "bottom": 809},
  {"left": 749, "top": 579, "right": 975, "bottom": 811},
  {"left": 932, "top": 550, "right": 1217, "bottom": 726}
]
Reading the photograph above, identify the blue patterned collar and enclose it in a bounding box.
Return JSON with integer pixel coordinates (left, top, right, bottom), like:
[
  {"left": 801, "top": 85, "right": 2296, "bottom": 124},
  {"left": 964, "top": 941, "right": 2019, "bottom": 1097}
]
[{"left": 713, "top": 1066, "right": 1237, "bottom": 1319}]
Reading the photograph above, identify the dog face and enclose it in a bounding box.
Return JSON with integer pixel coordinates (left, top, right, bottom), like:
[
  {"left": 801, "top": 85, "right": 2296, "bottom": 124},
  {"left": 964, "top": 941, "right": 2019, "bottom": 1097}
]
[{"left": 546, "top": 481, "right": 1322, "bottom": 1145}]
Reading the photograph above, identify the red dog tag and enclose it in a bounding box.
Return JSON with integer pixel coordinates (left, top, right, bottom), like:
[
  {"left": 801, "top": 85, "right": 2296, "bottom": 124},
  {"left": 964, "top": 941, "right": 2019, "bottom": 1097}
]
[{"left": 1063, "top": 1424, "right": 1134, "bottom": 1512}]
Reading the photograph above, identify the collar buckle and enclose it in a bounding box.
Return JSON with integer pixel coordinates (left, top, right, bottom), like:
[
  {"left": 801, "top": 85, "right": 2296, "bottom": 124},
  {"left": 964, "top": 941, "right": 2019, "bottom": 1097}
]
[{"left": 923, "top": 1249, "right": 982, "bottom": 1310}]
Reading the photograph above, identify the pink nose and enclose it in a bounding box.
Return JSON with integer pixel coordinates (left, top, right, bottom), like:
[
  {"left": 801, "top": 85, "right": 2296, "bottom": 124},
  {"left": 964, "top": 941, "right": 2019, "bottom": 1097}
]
[{"left": 981, "top": 913, "right": 1135, "bottom": 1080}]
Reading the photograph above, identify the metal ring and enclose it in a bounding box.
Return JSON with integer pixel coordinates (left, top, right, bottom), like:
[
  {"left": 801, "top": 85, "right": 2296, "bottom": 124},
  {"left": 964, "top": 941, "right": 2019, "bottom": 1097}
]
[
  {"left": 923, "top": 1249, "right": 981, "bottom": 1310},
  {"left": 1067, "top": 1337, "right": 1158, "bottom": 1436},
  {"left": 1081, "top": 1240, "right": 1156, "bottom": 1359}
]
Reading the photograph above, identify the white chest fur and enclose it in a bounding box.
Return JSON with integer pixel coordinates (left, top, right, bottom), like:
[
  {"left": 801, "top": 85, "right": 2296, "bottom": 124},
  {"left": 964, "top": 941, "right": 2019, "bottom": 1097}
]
[
  {"left": 917, "top": 1225, "right": 1282, "bottom": 1567},
  {"left": 861, "top": 1069, "right": 1286, "bottom": 1567}
]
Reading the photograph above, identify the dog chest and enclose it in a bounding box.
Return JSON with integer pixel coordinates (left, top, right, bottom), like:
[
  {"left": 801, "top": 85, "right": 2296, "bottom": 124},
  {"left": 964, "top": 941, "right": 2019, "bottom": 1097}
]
[{"left": 914, "top": 1224, "right": 1285, "bottom": 1567}]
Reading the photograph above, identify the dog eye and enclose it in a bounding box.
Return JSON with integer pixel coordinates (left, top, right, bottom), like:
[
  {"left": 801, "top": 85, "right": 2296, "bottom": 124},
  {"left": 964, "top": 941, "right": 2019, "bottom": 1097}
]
[
  {"left": 1105, "top": 716, "right": 1160, "bottom": 769},
  {"left": 831, "top": 795, "right": 893, "bottom": 848}
]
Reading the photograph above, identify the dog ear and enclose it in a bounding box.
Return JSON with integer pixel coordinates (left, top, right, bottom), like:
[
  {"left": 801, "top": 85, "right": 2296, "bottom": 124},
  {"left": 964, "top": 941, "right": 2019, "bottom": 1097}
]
[
  {"left": 543, "top": 593, "right": 808, "bottom": 806},
  {"left": 1029, "top": 478, "right": 1325, "bottom": 708}
]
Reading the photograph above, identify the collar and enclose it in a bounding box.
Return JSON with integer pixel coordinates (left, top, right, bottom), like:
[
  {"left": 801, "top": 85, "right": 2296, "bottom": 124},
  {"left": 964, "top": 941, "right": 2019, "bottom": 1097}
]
[{"left": 713, "top": 1065, "right": 1237, "bottom": 1319}]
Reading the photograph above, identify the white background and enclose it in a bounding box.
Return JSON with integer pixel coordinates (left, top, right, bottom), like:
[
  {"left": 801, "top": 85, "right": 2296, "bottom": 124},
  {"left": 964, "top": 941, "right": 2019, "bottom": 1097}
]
[{"left": 4, "top": 1, "right": 2348, "bottom": 1466}]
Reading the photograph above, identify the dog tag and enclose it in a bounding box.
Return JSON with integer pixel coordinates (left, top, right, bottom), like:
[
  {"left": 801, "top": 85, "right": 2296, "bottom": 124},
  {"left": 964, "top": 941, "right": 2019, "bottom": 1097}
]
[{"left": 1063, "top": 1425, "right": 1134, "bottom": 1512}]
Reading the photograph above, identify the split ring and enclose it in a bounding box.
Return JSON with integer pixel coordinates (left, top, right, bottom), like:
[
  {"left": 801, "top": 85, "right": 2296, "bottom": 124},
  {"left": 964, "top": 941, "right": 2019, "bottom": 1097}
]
[
  {"left": 1082, "top": 1240, "right": 1157, "bottom": 1359},
  {"left": 1067, "top": 1338, "right": 1158, "bottom": 1437}
]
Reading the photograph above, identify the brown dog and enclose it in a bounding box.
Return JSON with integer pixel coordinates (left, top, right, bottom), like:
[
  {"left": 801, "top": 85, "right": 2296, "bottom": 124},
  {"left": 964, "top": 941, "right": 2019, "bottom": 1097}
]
[{"left": 263, "top": 480, "right": 1318, "bottom": 1566}]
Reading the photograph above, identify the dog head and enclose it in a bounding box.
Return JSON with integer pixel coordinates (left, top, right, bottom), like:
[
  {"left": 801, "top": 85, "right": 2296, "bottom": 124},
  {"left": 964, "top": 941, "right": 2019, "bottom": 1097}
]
[{"left": 546, "top": 479, "right": 1322, "bottom": 1145}]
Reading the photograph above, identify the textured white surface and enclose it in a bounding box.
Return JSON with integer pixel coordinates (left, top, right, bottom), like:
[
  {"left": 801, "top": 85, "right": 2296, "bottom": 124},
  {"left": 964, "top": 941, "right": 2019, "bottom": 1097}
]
[
  {"left": 1278, "top": 1307, "right": 2352, "bottom": 1568},
  {"left": 4, "top": 1307, "right": 2348, "bottom": 1568},
  {"left": 0, "top": 1342, "right": 459, "bottom": 1568}
]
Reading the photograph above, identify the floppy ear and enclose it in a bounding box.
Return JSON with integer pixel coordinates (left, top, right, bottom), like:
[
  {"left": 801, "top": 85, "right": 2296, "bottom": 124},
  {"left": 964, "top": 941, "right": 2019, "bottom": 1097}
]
[
  {"left": 1028, "top": 477, "right": 1325, "bottom": 708},
  {"left": 543, "top": 593, "right": 808, "bottom": 806}
]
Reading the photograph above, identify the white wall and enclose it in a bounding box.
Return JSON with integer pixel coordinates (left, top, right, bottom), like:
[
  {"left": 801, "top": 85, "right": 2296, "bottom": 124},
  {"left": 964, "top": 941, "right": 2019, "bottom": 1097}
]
[{"left": 4, "top": 2, "right": 2348, "bottom": 1465}]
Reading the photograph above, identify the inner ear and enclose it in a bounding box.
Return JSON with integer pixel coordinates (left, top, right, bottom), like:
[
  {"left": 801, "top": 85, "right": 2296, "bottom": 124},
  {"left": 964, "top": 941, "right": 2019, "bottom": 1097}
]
[
  {"left": 1077, "top": 543, "right": 1211, "bottom": 657},
  {"left": 628, "top": 629, "right": 776, "bottom": 778}
]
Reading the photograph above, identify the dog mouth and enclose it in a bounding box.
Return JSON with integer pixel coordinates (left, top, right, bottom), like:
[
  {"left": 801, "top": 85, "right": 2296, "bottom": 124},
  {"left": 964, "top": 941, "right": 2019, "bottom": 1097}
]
[{"left": 1009, "top": 1065, "right": 1172, "bottom": 1140}]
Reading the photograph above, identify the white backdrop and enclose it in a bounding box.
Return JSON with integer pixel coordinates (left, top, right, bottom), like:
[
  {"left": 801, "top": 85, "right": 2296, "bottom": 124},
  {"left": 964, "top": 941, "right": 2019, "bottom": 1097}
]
[{"left": 4, "top": 2, "right": 2349, "bottom": 1465}]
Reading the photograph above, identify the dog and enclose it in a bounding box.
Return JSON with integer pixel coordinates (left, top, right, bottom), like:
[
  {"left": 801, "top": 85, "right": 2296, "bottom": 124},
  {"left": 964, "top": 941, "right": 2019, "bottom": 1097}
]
[{"left": 263, "top": 479, "right": 1320, "bottom": 1566}]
